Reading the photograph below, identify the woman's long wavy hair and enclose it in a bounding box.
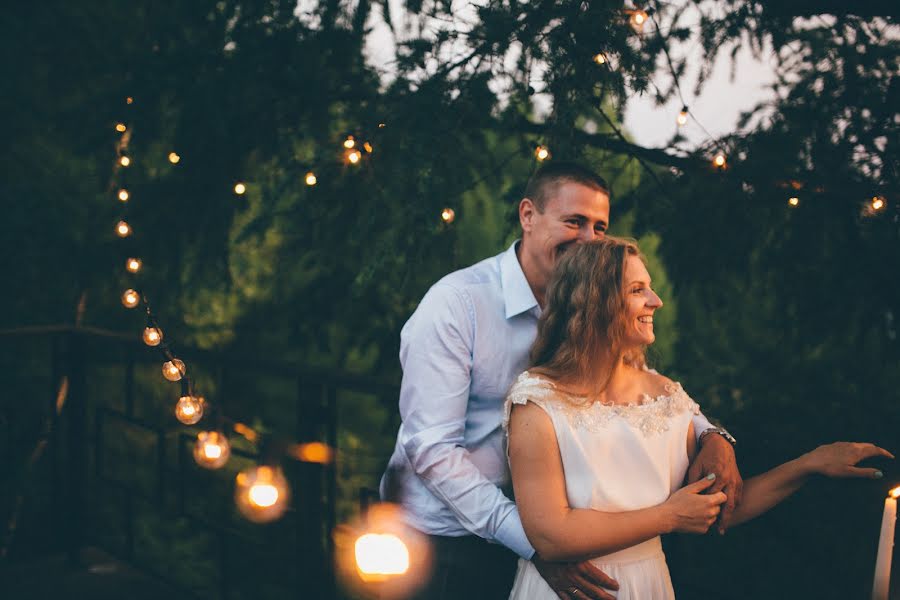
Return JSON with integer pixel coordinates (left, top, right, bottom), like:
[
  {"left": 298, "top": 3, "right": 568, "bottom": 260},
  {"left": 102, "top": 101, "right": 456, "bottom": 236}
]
[{"left": 529, "top": 237, "right": 647, "bottom": 398}]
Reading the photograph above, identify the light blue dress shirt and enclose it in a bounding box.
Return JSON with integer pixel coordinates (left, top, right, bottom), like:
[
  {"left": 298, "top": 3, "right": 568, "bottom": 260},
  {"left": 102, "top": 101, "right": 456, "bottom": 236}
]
[{"left": 380, "top": 241, "right": 715, "bottom": 560}]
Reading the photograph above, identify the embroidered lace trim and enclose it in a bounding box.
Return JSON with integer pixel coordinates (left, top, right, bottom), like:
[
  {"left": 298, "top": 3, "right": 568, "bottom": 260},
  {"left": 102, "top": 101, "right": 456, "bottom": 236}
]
[{"left": 503, "top": 370, "right": 699, "bottom": 436}]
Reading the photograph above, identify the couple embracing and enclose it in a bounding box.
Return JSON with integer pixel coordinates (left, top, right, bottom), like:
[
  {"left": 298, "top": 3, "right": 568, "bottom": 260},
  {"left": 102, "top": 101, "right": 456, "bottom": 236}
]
[{"left": 380, "top": 163, "right": 891, "bottom": 599}]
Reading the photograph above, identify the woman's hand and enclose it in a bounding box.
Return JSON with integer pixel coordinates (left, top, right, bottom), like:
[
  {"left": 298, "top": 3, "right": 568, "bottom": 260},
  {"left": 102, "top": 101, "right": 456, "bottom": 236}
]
[
  {"left": 801, "top": 442, "right": 894, "bottom": 479},
  {"left": 661, "top": 474, "right": 728, "bottom": 534}
]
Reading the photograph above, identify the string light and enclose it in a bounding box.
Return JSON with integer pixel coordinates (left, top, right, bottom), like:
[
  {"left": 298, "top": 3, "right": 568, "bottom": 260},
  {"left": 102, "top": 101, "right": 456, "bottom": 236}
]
[
  {"left": 355, "top": 534, "right": 410, "bottom": 582},
  {"left": 629, "top": 9, "right": 648, "bottom": 32},
  {"left": 441, "top": 208, "right": 455, "bottom": 223},
  {"left": 363, "top": 142, "right": 373, "bottom": 153},
  {"left": 713, "top": 152, "right": 727, "bottom": 169},
  {"left": 346, "top": 149, "right": 362, "bottom": 164},
  {"left": 378, "top": 123, "right": 386, "bottom": 128},
  {"left": 162, "top": 359, "right": 186, "bottom": 382},
  {"left": 175, "top": 394, "right": 203, "bottom": 425},
  {"left": 119, "top": 155, "right": 131, "bottom": 167},
  {"left": 193, "top": 431, "right": 231, "bottom": 469},
  {"left": 126, "top": 96, "right": 134, "bottom": 105},
  {"left": 126, "top": 257, "right": 142, "bottom": 273},
  {"left": 676, "top": 107, "right": 689, "bottom": 127},
  {"left": 142, "top": 326, "right": 163, "bottom": 346},
  {"left": 235, "top": 465, "right": 291, "bottom": 523},
  {"left": 343, "top": 136, "right": 356, "bottom": 149},
  {"left": 305, "top": 172, "right": 318, "bottom": 186},
  {"left": 116, "top": 123, "right": 127, "bottom": 133},
  {"left": 789, "top": 197, "right": 800, "bottom": 207},
  {"left": 290, "top": 442, "right": 334, "bottom": 464},
  {"left": 168, "top": 152, "right": 181, "bottom": 164},
  {"left": 122, "top": 289, "right": 140, "bottom": 309},
  {"left": 115, "top": 220, "right": 132, "bottom": 238},
  {"left": 872, "top": 196, "right": 886, "bottom": 211},
  {"left": 593, "top": 53, "right": 607, "bottom": 65},
  {"left": 234, "top": 182, "right": 246, "bottom": 195},
  {"left": 535, "top": 145, "right": 551, "bottom": 161},
  {"left": 118, "top": 188, "right": 129, "bottom": 202}
]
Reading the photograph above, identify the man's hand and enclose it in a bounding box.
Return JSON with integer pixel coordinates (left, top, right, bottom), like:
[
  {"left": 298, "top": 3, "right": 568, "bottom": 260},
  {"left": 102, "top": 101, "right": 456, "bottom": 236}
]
[
  {"left": 686, "top": 433, "right": 743, "bottom": 534},
  {"left": 532, "top": 556, "right": 619, "bottom": 600}
]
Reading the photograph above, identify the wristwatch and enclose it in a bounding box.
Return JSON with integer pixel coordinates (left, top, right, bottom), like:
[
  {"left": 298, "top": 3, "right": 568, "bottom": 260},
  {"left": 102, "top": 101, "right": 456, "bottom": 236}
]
[{"left": 699, "top": 426, "right": 737, "bottom": 446}]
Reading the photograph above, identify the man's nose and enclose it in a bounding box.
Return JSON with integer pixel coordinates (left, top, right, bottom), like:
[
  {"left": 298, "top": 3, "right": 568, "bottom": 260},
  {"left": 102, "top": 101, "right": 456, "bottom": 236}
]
[{"left": 579, "top": 227, "right": 600, "bottom": 241}]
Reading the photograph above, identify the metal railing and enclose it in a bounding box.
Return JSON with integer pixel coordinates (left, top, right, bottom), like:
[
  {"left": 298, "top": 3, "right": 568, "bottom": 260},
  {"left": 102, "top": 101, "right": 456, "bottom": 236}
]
[{"left": 0, "top": 325, "right": 398, "bottom": 599}]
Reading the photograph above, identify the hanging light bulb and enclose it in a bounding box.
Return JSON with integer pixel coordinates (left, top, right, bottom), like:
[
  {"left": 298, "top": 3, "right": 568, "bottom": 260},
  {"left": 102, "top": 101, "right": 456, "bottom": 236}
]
[
  {"left": 142, "top": 326, "right": 162, "bottom": 347},
  {"left": 118, "top": 188, "right": 130, "bottom": 202},
  {"left": 363, "top": 142, "right": 373, "bottom": 154},
  {"left": 676, "top": 107, "right": 689, "bottom": 127},
  {"left": 441, "top": 208, "right": 455, "bottom": 223},
  {"left": 125, "top": 257, "right": 142, "bottom": 273},
  {"left": 115, "top": 123, "right": 127, "bottom": 133},
  {"left": 175, "top": 394, "right": 203, "bottom": 425},
  {"left": 351, "top": 503, "right": 420, "bottom": 584},
  {"left": 115, "top": 220, "right": 132, "bottom": 238},
  {"left": 119, "top": 155, "right": 131, "bottom": 167},
  {"left": 629, "top": 9, "right": 648, "bottom": 32},
  {"left": 346, "top": 149, "right": 362, "bottom": 164},
  {"left": 168, "top": 152, "right": 181, "bottom": 164},
  {"left": 712, "top": 152, "right": 727, "bottom": 169},
  {"left": 872, "top": 196, "right": 886, "bottom": 211},
  {"left": 234, "top": 182, "right": 246, "bottom": 195},
  {"left": 122, "top": 289, "right": 140, "bottom": 309},
  {"left": 788, "top": 197, "right": 800, "bottom": 207},
  {"left": 235, "top": 465, "right": 291, "bottom": 523},
  {"left": 343, "top": 136, "right": 356, "bottom": 149},
  {"left": 592, "top": 53, "right": 607, "bottom": 65},
  {"left": 535, "top": 145, "right": 551, "bottom": 161},
  {"left": 162, "top": 359, "right": 186, "bottom": 382},
  {"left": 126, "top": 96, "right": 134, "bottom": 105},
  {"left": 378, "top": 122, "right": 386, "bottom": 128},
  {"left": 305, "top": 172, "right": 317, "bottom": 186},
  {"left": 193, "top": 431, "right": 231, "bottom": 469}
]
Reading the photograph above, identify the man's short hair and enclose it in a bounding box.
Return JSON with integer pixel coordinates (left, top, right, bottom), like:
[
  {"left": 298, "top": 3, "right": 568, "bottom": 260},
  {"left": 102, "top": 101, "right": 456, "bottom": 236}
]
[{"left": 523, "top": 162, "right": 611, "bottom": 212}]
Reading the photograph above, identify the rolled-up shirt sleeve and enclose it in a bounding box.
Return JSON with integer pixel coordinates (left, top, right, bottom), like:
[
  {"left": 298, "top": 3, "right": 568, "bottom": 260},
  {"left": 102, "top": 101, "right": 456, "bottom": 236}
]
[{"left": 397, "top": 283, "right": 535, "bottom": 559}]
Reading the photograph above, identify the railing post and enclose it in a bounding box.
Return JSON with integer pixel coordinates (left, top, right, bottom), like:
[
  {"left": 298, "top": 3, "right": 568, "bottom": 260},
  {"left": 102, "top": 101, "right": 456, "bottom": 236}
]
[{"left": 64, "top": 329, "right": 87, "bottom": 566}]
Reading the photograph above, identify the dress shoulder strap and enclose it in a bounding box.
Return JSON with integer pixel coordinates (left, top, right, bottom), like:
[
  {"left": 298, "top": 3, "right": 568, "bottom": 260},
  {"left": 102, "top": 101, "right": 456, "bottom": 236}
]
[{"left": 502, "top": 371, "right": 558, "bottom": 431}]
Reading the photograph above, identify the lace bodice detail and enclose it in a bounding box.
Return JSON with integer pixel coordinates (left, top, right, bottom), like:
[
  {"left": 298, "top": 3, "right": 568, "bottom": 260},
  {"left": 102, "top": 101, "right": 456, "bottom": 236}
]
[{"left": 503, "top": 370, "right": 699, "bottom": 436}]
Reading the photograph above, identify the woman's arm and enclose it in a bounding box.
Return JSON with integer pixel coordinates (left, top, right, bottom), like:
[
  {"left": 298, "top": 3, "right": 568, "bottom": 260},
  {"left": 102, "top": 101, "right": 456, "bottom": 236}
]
[
  {"left": 509, "top": 401, "right": 726, "bottom": 562},
  {"left": 727, "top": 442, "right": 893, "bottom": 527}
]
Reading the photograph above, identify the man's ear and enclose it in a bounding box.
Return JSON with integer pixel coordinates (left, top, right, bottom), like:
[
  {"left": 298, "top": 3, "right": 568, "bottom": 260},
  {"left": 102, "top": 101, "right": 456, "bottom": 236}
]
[{"left": 519, "top": 198, "right": 536, "bottom": 232}]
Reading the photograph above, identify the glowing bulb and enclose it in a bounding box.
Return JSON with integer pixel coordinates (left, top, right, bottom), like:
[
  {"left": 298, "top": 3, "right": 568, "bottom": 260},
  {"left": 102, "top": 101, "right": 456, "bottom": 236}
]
[
  {"left": 788, "top": 197, "right": 799, "bottom": 207},
  {"left": 162, "top": 359, "right": 186, "bottom": 381},
  {"left": 119, "top": 156, "right": 131, "bottom": 167},
  {"left": 363, "top": 142, "right": 373, "bottom": 153},
  {"left": 535, "top": 146, "right": 550, "bottom": 161},
  {"left": 343, "top": 136, "right": 356, "bottom": 149},
  {"left": 305, "top": 172, "right": 317, "bottom": 186},
  {"left": 378, "top": 122, "right": 386, "bottom": 128},
  {"left": 234, "top": 182, "right": 246, "bottom": 195},
  {"left": 347, "top": 149, "right": 362, "bottom": 164},
  {"left": 116, "top": 123, "right": 127, "bottom": 133},
  {"left": 143, "top": 326, "right": 162, "bottom": 346},
  {"left": 126, "top": 96, "right": 134, "bottom": 104},
  {"left": 713, "top": 153, "right": 727, "bottom": 168},
  {"left": 168, "top": 152, "right": 180, "bottom": 164},
  {"left": 593, "top": 53, "right": 606, "bottom": 65},
  {"left": 122, "top": 289, "right": 140, "bottom": 309},
  {"left": 676, "top": 108, "right": 688, "bottom": 127},
  {"left": 126, "top": 257, "right": 142, "bottom": 273},
  {"left": 355, "top": 534, "right": 410, "bottom": 581},
  {"left": 629, "top": 10, "right": 648, "bottom": 31},
  {"left": 441, "top": 208, "right": 455, "bottom": 223},
  {"left": 118, "top": 188, "right": 129, "bottom": 202},
  {"left": 175, "top": 395, "right": 203, "bottom": 425},
  {"left": 235, "top": 465, "right": 291, "bottom": 523},
  {"left": 872, "top": 196, "right": 886, "bottom": 211},
  {"left": 116, "top": 221, "right": 132, "bottom": 237},
  {"left": 193, "top": 431, "right": 231, "bottom": 469}
]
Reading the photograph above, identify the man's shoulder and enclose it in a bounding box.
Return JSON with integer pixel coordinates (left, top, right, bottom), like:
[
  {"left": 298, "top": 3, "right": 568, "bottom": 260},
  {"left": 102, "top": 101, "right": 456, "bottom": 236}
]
[{"left": 431, "top": 250, "right": 504, "bottom": 294}]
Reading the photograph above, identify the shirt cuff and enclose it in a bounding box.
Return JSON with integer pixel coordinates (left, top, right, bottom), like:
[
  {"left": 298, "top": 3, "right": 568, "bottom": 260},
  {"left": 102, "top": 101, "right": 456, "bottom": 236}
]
[
  {"left": 691, "top": 412, "right": 714, "bottom": 442},
  {"left": 494, "top": 509, "right": 535, "bottom": 560}
]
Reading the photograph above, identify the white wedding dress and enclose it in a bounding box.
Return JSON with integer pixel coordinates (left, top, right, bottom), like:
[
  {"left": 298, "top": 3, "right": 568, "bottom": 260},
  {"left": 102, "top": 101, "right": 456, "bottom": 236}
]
[{"left": 503, "top": 371, "right": 700, "bottom": 600}]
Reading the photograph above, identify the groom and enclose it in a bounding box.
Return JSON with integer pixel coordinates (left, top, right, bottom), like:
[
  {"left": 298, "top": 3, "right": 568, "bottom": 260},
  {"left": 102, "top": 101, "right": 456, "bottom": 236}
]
[{"left": 381, "top": 162, "right": 742, "bottom": 600}]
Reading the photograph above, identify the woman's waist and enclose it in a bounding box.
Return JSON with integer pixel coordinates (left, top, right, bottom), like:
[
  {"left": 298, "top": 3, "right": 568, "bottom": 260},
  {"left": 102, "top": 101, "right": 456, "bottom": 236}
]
[{"left": 589, "top": 536, "right": 664, "bottom": 566}]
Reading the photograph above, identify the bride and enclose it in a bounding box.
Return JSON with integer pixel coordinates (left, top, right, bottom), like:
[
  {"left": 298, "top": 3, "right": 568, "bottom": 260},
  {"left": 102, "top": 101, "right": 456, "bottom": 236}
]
[{"left": 505, "top": 237, "right": 892, "bottom": 599}]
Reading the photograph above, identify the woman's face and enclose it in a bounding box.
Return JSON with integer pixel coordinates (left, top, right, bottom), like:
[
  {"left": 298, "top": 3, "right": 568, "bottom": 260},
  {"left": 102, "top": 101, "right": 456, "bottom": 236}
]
[{"left": 622, "top": 255, "right": 663, "bottom": 348}]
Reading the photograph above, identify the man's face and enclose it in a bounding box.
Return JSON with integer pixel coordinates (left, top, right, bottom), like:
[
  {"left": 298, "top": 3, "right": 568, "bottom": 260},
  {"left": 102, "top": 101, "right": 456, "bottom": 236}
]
[{"left": 520, "top": 181, "right": 611, "bottom": 287}]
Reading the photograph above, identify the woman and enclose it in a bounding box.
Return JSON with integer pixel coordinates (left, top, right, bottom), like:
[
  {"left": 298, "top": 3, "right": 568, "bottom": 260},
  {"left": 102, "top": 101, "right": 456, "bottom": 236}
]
[{"left": 505, "top": 238, "right": 891, "bottom": 599}]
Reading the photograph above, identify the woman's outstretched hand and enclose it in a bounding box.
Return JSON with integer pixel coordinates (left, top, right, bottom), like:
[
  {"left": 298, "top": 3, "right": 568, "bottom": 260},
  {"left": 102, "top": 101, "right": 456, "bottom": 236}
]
[
  {"left": 801, "top": 442, "right": 894, "bottom": 478},
  {"left": 662, "top": 474, "right": 728, "bottom": 534}
]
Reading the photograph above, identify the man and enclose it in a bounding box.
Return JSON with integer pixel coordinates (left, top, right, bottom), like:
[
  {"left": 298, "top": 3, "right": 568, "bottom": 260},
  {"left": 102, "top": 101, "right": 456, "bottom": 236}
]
[{"left": 381, "top": 162, "right": 742, "bottom": 600}]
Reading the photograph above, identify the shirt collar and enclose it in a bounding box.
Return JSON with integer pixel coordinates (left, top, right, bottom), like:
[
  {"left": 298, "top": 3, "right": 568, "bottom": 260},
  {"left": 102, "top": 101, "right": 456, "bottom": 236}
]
[{"left": 500, "top": 240, "right": 539, "bottom": 319}]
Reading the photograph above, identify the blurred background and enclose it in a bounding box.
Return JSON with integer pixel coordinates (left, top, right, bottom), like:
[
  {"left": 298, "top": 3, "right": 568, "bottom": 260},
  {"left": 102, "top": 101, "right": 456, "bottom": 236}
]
[{"left": 0, "top": 0, "right": 897, "bottom": 598}]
